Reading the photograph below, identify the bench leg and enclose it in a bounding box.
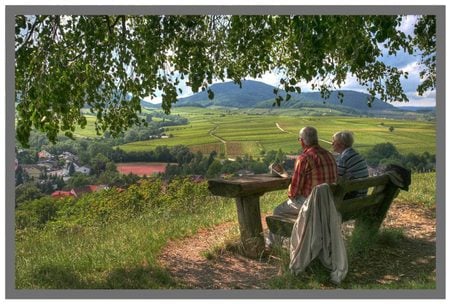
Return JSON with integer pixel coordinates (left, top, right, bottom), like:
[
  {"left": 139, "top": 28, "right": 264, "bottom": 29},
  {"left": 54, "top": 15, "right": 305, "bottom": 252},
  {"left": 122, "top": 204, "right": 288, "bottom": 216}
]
[
  {"left": 354, "top": 184, "right": 400, "bottom": 239},
  {"left": 235, "top": 195, "right": 265, "bottom": 259}
]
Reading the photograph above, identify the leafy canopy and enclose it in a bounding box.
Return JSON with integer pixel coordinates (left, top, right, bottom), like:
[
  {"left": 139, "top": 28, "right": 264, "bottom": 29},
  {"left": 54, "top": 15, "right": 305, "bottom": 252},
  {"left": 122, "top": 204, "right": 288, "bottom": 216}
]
[{"left": 15, "top": 15, "right": 436, "bottom": 147}]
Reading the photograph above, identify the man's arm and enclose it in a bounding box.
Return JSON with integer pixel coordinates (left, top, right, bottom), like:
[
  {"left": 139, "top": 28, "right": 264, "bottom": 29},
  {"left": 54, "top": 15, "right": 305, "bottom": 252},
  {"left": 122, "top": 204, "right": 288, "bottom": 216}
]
[{"left": 288, "top": 156, "right": 305, "bottom": 199}]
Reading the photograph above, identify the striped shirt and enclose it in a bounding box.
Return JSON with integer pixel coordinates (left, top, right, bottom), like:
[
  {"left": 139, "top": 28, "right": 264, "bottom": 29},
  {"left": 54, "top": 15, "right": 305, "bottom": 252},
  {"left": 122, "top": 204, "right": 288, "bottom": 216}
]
[
  {"left": 288, "top": 145, "right": 337, "bottom": 199},
  {"left": 336, "top": 147, "right": 369, "bottom": 198}
]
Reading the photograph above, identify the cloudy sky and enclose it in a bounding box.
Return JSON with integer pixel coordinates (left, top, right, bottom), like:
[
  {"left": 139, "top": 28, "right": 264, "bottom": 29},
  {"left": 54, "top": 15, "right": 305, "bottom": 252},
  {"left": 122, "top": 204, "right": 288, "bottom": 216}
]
[{"left": 148, "top": 15, "right": 436, "bottom": 108}]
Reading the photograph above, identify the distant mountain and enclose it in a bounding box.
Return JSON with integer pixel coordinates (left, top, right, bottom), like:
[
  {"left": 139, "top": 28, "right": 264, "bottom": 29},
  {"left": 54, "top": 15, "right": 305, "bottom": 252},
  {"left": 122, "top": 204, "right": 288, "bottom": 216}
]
[
  {"left": 396, "top": 106, "right": 436, "bottom": 112},
  {"left": 175, "top": 80, "right": 277, "bottom": 108},
  {"left": 175, "top": 80, "right": 400, "bottom": 113},
  {"left": 140, "top": 99, "right": 160, "bottom": 109},
  {"left": 82, "top": 92, "right": 161, "bottom": 110}
]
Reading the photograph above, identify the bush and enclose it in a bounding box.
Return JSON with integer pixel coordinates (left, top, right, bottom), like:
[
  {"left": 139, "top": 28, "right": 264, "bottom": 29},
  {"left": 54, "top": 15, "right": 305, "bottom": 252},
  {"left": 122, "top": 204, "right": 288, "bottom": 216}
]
[
  {"left": 364, "top": 142, "right": 400, "bottom": 167},
  {"left": 15, "top": 182, "right": 44, "bottom": 207},
  {"left": 18, "top": 177, "right": 212, "bottom": 231},
  {"left": 15, "top": 196, "right": 71, "bottom": 229},
  {"left": 364, "top": 143, "right": 435, "bottom": 172}
]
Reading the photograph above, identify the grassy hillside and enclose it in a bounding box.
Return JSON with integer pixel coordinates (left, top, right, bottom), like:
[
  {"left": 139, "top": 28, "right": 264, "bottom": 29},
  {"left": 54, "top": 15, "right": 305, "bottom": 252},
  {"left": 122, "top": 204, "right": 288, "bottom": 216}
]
[
  {"left": 15, "top": 179, "right": 237, "bottom": 288},
  {"left": 117, "top": 107, "right": 436, "bottom": 158},
  {"left": 15, "top": 172, "right": 436, "bottom": 289},
  {"left": 175, "top": 80, "right": 398, "bottom": 112}
]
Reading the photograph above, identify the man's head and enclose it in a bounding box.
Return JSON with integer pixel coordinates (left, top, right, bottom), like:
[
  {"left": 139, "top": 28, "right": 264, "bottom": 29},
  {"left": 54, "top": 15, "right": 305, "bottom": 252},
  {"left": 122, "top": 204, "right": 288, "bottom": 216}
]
[
  {"left": 332, "top": 131, "right": 354, "bottom": 153},
  {"left": 299, "top": 126, "right": 319, "bottom": 148}
]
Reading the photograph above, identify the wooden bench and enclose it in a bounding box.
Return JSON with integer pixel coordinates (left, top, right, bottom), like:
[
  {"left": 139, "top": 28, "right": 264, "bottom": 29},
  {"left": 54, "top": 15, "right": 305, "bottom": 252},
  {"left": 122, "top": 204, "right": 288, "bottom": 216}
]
[
  {"left": 266, "top": 164, "right": 411, "bottom": 238},
  {"left": 208, "top": 174, "right": 291, "bottom": 258}
]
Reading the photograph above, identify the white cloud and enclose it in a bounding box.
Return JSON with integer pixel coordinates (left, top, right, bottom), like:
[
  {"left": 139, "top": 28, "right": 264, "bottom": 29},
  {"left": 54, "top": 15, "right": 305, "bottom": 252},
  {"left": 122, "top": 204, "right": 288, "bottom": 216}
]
[
  {"left": 391, "top": 97, "right": 436, "bottom": 107},
  {"left": 397, "top": 15, "right": 418, "bottom": 36},
  {"left": 401, "top": 61, "right": 421, "bottom": 74},
  {"left": 253, "top": 71, "right": 283, "bottom": 87},
  {"left": 144, "top": 96, "right": 162, "bottom": 104}
]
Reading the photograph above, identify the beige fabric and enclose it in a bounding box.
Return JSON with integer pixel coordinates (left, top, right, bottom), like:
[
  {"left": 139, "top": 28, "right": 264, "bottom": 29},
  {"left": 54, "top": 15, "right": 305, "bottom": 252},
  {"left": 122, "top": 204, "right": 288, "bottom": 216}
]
[{"left": 289, "top": 183, "right": 348, "bottom": 284}]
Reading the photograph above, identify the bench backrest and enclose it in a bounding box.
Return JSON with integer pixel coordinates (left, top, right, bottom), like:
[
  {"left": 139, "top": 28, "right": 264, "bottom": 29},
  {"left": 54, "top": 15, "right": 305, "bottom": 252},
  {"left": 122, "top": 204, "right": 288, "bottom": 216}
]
[
  {"left": 334, "top": 164, "right": 410, "bottom": 220},
  {"left": 266, "top": 164, "right": 411, "bottom": 237}
]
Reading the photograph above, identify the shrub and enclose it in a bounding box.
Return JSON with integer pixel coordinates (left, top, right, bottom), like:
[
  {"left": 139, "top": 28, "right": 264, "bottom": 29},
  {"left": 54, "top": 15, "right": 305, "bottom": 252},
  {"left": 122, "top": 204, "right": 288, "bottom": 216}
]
[
  {"left": 15, "top": 196, "right": 70, "bottom": 229},
  {"left": 364, "top": 142, "right": 400, "bottom": 167}
]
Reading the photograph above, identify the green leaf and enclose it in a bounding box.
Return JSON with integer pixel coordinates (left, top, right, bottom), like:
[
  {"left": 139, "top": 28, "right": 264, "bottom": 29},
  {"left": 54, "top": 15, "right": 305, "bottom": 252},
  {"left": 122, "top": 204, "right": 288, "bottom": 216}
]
[{"left": 207, "top": 89, "right": 215, "bottom": 100}]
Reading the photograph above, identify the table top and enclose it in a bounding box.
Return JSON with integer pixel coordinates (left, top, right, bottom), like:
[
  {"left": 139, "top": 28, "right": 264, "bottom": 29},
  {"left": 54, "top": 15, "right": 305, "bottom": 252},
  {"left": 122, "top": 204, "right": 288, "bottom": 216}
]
[{"left": 208, "top": 174, "right": 291, "bottom": 197}]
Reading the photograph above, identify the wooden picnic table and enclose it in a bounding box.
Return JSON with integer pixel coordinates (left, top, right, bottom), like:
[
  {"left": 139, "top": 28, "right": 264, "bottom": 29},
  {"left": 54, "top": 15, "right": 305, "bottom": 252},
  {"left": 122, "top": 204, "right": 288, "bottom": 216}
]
[{"left": 207, "top": 174, "right": 291, "bottom": 258}]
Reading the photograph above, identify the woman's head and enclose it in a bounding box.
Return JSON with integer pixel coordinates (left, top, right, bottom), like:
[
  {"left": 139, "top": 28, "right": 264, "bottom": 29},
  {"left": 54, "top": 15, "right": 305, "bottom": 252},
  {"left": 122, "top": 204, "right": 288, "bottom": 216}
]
[{"left": 332, "top": 131, "right": 354, "bottom": 153}]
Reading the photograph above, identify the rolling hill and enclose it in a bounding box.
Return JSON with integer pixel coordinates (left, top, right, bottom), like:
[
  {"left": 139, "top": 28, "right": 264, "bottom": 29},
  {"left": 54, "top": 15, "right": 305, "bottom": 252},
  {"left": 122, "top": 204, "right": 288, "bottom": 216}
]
[{"left": 173, "top": 80, "right": 401, "bottom": 113}]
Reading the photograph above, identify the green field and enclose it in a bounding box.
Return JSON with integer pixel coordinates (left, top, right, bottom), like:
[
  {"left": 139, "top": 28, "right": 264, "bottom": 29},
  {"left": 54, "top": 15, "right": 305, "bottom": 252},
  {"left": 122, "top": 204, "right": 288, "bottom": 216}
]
[
  {"left": 73, "top": 115, "right": 99, "bottom": 138},
  {"left": 118, "top": 108, "right": 436, "bottom": 157},
  {"left": 75, "top": 107, "right": 436, "bottom": 158}
]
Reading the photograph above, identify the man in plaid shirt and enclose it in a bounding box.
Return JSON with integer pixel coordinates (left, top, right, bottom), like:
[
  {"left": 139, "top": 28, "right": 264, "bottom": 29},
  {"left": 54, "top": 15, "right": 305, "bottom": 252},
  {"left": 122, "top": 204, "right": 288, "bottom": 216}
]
[{"left": 267, "top": 126, "right": 337, "bottom": 247}]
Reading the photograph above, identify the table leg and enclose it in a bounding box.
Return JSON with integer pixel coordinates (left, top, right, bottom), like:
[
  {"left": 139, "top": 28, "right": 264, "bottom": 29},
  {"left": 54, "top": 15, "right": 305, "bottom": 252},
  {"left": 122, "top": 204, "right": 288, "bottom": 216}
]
[{"left": 235, "top": 195, "right": 265, "bottom": 259}]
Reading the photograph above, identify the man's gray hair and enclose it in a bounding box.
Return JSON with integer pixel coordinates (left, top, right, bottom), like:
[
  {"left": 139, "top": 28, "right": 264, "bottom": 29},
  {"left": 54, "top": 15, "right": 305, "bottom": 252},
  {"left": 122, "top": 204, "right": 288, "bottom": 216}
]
[
  {"left": 332, "top": 131, "right": 354, "bottom": 148},
  {"left": 299, "top": 126, "right": 318, "bottom": 146}
]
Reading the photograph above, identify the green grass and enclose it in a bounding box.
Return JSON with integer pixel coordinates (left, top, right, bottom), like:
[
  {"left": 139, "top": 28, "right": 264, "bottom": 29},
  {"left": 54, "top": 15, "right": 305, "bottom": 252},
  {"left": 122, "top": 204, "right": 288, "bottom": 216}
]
[
  {"left": 72, "top": 115, "right": 100, "bottom": 138},
  {"left": 200, "top": 226, "right": 242, "bottom": 261},
  {"left": 73, "top": 107, "right": 436, "bottom": 158},
  {"left": 15, "top": 173, "right": 436, "bottom": 290},
  {"left": 115, "top": 108, "right": 436, "bottom": 157},
  {"left": 396, "top": 172, "right": 436, "bottom": 208},
  {"left": 15, "top": 180, "right": 239, "bottom": 289}
]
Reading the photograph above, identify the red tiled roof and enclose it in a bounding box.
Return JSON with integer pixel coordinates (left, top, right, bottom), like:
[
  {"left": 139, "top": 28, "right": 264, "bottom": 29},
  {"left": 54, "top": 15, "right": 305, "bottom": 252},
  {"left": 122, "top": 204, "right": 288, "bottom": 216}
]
[
  {"left": 51, "top": 190, "right": 75, "bottom": 198},
  {"left": 88, "top": 185, "right": 98, "bottom": 192},
  {"left": 71, "top": 185, "right": 108, "bottom": 196}
]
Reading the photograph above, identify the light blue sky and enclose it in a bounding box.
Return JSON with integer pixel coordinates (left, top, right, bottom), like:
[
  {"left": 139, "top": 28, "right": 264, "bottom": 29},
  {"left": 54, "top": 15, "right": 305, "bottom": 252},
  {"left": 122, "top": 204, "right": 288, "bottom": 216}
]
[{"left": 147, "top": 15, "right": 436, "bottom": 108}]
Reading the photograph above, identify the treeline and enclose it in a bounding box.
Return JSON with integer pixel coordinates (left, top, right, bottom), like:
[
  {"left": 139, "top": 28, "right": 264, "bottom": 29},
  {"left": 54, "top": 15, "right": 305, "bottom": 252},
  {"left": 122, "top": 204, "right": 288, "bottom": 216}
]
[
  {"left": 363, "top": 142, "right": 436, "bottom": 172},
  {"left": 104, "top": 113, "right": 187, "bottom": 145},
  {"left": 164, "top": 148, "right": 288, "bottom": 179}
]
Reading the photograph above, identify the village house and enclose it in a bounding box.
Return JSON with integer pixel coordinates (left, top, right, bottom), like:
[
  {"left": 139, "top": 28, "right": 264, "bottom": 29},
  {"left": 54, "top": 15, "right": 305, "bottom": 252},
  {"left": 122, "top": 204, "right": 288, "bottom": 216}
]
[
  {"left": 51, "top": 189, "right": 77, "bottom": 198},
  {"left": 37, "top": 159, "right": 58, "bottom": 169},
  {"left": 59, "top": 151, "right": 78, "bottom": 162},
  {"left": 47, "top": 168, "right": 64, "bottom": 176},
  {"left": 37, "top": 150, "right": 54, "bottom": 160},
  {"left": 47, "top": 162, "right": 91, "bottom": 180},
  {"left": 73, "top": 163, "right": 91, "bottom": 175},
  {"left": 72, "top": 184, "right": 109, "bottom": 196},
  {"left": 21, "top": 164, "right": 45, "bottom": 179},
  {"left": 51, "top": 184, "right": 109, "bottom": 199}
]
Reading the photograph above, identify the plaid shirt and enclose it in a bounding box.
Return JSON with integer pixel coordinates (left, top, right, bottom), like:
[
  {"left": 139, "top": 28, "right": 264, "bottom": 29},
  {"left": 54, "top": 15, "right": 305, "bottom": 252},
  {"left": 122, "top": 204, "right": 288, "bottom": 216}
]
[{"left": 288, "top": 145, "right": 337, "bottom": 199}]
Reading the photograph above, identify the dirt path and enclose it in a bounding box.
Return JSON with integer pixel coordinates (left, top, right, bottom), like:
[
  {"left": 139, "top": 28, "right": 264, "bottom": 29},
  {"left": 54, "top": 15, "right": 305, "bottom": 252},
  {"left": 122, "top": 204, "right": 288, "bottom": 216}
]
[
  {"left": 209, "top": 124, "right": 227, "bottom": 144},
  {"left": 157, "top": 202, "right": 436, "bottom": 289},
  {"left": 275, "top": 122, "right": 290, "bottom": 133},
  {"left": 275, "top": 123, "right": 332, "bottom": 145}
]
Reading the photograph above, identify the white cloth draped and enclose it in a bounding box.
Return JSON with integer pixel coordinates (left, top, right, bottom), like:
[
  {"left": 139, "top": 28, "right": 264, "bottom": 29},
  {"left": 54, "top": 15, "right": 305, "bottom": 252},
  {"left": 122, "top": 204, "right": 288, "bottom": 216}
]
[{"left": 289, "top": 183, "right": 348, "bottom": 284}]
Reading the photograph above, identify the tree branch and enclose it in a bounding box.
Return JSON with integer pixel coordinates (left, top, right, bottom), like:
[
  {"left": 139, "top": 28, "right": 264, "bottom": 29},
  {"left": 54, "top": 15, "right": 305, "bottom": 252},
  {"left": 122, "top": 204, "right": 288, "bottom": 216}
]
[
  {"left": 16, "top": 16, "right": 44, "bottom": 51},
  {"left": 122, "top": 15, "right": 126, "bottom": 39}
]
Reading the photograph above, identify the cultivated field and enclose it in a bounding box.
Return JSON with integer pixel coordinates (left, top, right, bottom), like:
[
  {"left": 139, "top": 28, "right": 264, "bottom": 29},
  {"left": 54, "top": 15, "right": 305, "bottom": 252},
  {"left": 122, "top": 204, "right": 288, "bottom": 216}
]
[
  {"left": 116, "top": 107, "right": 436, "bottom": 158},
  {"left": 116, "top": 162, "right": 170, "bottom": 176}
]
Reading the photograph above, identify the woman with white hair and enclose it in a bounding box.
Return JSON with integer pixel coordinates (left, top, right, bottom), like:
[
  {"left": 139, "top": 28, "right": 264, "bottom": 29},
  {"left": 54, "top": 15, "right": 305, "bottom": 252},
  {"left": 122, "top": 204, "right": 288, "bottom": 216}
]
[{"left": 331, "top": 131, "right": 369, "bottom": 198}]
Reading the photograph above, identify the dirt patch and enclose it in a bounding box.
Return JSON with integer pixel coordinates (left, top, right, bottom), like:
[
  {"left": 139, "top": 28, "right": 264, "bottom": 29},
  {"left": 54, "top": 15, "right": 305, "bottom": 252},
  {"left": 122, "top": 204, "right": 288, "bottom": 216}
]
[
  {"left": 116, "top": 162, "right": 168, "bottom": 176},
  {"left": 344, "top": 202, "right": 436, "bottom": 286},
  {"left": 157, "top": 202, "right": 436, "bottom": 289}
]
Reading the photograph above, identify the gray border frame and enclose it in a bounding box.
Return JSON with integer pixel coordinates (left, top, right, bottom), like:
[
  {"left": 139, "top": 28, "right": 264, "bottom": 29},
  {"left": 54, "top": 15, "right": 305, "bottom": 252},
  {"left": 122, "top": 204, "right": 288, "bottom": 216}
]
[{"left": 5, "top": 5, "right": 445, "bottom": 299}]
